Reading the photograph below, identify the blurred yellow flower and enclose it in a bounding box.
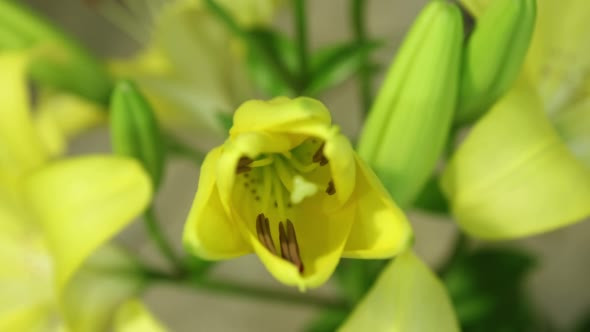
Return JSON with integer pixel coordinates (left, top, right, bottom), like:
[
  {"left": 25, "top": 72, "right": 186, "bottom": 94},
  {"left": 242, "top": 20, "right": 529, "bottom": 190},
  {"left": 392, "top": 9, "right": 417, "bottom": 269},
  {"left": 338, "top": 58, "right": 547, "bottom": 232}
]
[
  {"left": 0, "top": 51, "right": 158, "bottom": 331},
  {"left": 107, "top": 0, "right": 278, "bottom": 147},
  {"left": 183, "top": 97, "right": 412, "bottom": 290},
  {"left": 442, "top": 0, "right": 590, "bottom": 239}
]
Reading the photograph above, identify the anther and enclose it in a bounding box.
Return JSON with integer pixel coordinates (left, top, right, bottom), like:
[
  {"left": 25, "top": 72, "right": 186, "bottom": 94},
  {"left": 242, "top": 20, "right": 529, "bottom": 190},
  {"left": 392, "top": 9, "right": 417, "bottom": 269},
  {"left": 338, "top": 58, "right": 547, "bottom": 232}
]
[
  {"left": 279, "top": 220, "right": 304, "bottom": 273},
  {"left": 326, "top": 180, "right": 336, "bottom": 195},
  {"left": 312, "top": 143, "right": 329, "bottom": 166},
  {"left": 279, "top": 222, "right": 290, "bottom": 261},
  {"left": 256, "top": 213, "right": 276, "bottom": 255},
  {"left": 236, "top": 157, "right": 253, "bottom": 174},
  {"left": 286, "top": 220, "right": 304, "bottom": 273}
]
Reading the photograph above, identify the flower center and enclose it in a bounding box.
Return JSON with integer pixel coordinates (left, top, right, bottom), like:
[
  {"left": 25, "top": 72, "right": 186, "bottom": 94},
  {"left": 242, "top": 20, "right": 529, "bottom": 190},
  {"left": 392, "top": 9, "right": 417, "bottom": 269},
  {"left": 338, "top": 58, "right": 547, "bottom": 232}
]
[{"left": 234, "top": 139, "right": 336, "bottom": 274}]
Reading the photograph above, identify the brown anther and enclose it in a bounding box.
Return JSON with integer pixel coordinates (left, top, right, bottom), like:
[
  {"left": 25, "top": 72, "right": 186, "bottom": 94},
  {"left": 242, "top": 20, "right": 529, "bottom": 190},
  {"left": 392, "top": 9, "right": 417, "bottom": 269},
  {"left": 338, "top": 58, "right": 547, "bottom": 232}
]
[
  {"left": 236, "top": 165, "right": 252, "bottom": 174},
  {"left": 262, "top": 217, "right": 276, "bottom": 255},
  {"left": 256, "top": 214, "right": 276, "bottom": 255},
  {"left": 238, "top": 156, "right": 254, "bottom": 166},
  {"left": 256, "top": 214, "right": 266, "bottom": 249},
  {"left": 279, "top": 222, "right": 290, "bottom": 261},
  {"left": 326, "top": 180, "right": 336, "bottom": 195},
  {"left": 312, "top": 143, "right": 329, "bottom": 166},
  {"left": 286, "top": 220, "right": 304, "bottom": 273},
  {"left": 236, "top": 157, "right": 253, "bottom": 174}
]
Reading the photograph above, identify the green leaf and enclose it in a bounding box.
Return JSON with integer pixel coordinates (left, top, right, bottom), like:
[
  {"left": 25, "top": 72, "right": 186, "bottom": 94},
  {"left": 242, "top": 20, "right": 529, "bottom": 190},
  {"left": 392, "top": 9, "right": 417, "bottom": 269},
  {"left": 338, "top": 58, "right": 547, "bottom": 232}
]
[
  {"left": 442, "top": 247, "right": 539, "bottom": 332},
  {"left": 305, "top": 309, "right": 349, "bottom": 332},
  {"left": 305, "top": 40, "right": 381, "bottom": 96},
  {"left": 246, "top": 28, "right": 298, "bottom": 96},
  {"left": 110, "top": 80, "right": 166, "bottom": 189}
]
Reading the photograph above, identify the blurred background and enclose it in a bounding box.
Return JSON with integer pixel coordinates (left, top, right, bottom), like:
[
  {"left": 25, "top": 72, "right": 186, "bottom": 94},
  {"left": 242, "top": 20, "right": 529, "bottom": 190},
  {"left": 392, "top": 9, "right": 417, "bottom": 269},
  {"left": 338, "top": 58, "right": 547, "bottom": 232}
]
[{"left": 22, "top": 0, "right": 590, "bottom": 331}]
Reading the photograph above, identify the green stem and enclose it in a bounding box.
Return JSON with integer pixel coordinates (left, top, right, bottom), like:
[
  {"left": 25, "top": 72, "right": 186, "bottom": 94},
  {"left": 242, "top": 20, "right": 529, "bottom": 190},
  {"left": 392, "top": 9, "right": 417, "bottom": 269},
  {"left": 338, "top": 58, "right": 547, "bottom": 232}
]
[
  {"left": 145, "top": 266, "right": 349, "bottom": 310},
  {"left": 294, "top": 0, "right": 309, "bottom": 92},
  {"left": 352, "top": 0, "right": 372, "bottom": 115},
  {"left": 144, "top": 207, "right": 184, "bottom": 271},
  {"left": 203, "top": 0, "right": 300, "bottom": 91}
]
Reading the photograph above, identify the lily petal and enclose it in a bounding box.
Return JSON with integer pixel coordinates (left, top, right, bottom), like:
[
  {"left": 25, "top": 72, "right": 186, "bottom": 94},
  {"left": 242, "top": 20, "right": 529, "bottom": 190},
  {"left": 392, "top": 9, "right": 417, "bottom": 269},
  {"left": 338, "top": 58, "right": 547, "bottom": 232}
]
[
  {"left": 115, "top": 299, "right": 167, "bottom": 332},
  {"left": 0, "top": 52, "right": 47, "bottom": 180},
  {"left": 524, "top": 0, "right": 590, "bottom": 116},
  {"left": 552, "top": 97, "right": 590, "bottom": 166},
  {"left": 339, "top": 251, "right": 460, "bottom": 332},
  {"left": 61, "top": 246, "right": 145, "bottom": 332},
  {"left": 25, "top": 155, "right": 152, "bottom": 289},
  {"left": 34, "top": 93, "right": 105, "bottom": 157},
  {"left": 323, "top": 132, "right": 356, "bottom": 204},
  {"left": 343, "top": 156, "right": 412, "bottom": 258},
  {"left": 442, "top": 85, "right": 590, "bottom": 239},
  {"left": 183, "top": 147, "right": 250, "bottom": 259},
  {"left": 230, "top": 97, "right": 332, "bottom": 137},
  {"left": 0, "top": 194, "right": 53, "bottom": 332}
]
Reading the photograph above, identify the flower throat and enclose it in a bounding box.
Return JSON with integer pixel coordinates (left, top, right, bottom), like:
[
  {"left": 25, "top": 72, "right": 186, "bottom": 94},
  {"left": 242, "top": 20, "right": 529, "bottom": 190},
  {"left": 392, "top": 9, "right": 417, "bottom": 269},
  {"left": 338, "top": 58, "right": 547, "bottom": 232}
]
[{"left": 235, "top": 139, "right": 336, "bottom": 274}]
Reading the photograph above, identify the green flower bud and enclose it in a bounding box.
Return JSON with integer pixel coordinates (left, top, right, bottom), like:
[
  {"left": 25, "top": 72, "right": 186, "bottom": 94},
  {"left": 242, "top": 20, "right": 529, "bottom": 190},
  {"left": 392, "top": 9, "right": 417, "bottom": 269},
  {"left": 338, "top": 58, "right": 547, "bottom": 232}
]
[
  {"left": 456, "top": 0, "right": 536, "bottom": 124},
  {"left": 110, "top": 80, "right": 165, "bottom": 188},
  {"left": 0, "top": 0, "right": 112, "bottom": 104},
  {"left": 357, "top": 0, "right": 463, "bottom": 207}
]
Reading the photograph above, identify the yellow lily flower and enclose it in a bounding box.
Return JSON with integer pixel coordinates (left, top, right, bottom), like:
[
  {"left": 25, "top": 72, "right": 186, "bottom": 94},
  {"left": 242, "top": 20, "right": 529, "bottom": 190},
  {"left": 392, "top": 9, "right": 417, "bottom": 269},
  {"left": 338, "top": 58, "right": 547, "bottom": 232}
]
[
  {"left": 106, "top": 0, "right": 278, "bottom": 146},
  {"left": 442, "top": 0, "right": 590, "bottom": 239},
  {"left": 339, "top": 251, "right": 460, "bottom": 332},
  {"left": 183, "top": 97, "right": 412, "bottom": 289},
  {"left": 0, "top": 51, "right": 159, "bottom": 331},
  {"left": 0, "top": 188, "right": 166, "bottom": 332}
]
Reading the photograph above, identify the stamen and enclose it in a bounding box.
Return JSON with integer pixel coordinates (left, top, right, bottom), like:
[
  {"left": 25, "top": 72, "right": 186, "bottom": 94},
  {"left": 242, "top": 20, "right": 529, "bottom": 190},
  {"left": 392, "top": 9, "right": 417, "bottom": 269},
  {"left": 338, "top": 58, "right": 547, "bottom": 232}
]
[
  {"left": 249, "top": 157, "right": 273, "bottom": 168},
  {"left": 236, "top": 156, "right": 253, "bottom": 174},
  {"left": 286, "top": 220, "right": 304, "bottom": 273},
  {"left": 262, "top": 216, "right": 277, "bottom": 255},
  {"left": 236, "top": 166, "right": 252, "bottom": 174},
  {"left": 279, "top": 222, "right": 291, "bottom": 261},
  {"left": 312, "top": 143, "right": 329, "bottom": 166},
  {"left": 256, "top": 213, "right": 276, "bottom": 254},
  {"left": 238, "top": 156, "right": 253, "bottom": 166},
  {"left": 257, "top": 217, "right": 304, "bottom": 274},
  {"left": 256, "top": 214, "right": 266, "bottom": 249},
  {"left": 326, "top": 180, "right": 336, "bottom": 195}
]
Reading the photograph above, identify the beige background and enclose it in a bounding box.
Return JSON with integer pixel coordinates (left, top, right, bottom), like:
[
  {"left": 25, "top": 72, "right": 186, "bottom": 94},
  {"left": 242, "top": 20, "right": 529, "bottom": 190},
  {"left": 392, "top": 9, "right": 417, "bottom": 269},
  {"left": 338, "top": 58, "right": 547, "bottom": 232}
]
[{"left": 24, "top": 0, "right": 590, "bottom": 331}]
